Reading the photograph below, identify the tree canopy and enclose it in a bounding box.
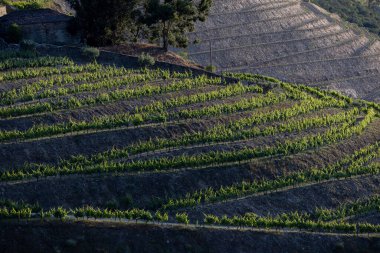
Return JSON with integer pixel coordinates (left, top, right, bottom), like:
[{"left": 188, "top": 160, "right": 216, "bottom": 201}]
[
  {"left": 68, "top": 0, "right": 140, "bottom": 46},
  {"left": 143, "top": 0, "right": 212, "bottom": 51},
  {"left": 312, "top": 0, "right": 380, "bottom": 36},
  {"left": 69, "top": 0, "right": 212, "bottom": 50}
]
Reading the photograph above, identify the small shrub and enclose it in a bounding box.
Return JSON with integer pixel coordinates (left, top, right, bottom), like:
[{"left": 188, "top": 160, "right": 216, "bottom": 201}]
[
  {"left": 193, "top": 38, "right": 201, "bottom": 44},
  {"left": 132, "top": 114, "right": 144, "bottom": 126},
  {"left": 154, "top": 211, "right": 169, "bottom": 222},
  {"left": 178, "top": 51, "right": 189, "bottom": 59},
  {"left": 175, "top": 212, "right": 190, "bottom": 225},
  {"left": 81, "top": 47, "right": 100, "bottom": 62},
  {"left": 140, "top": 211, "right": 153, "bottom": 222},
  {"left": 38, "top": 209, "right": 46, "bottom": 220},
  {"left": 3, "top": 0, "right": 49, "bottom": 10},
  {"left": 205, "top": 65, "right": 216, "bottom": 72},
  {"left": 97, "top": 93, "right": 110, "bottom": 103},
  {"left": 7, "top": 23, "right": 23, "bottom": 43},
  {"left": 204, "top": 214, "right": 220, "bottom": 225},
  {"left": 220, "top": 215, "right": 232, "bottom": 226},
  {"left": 51, "top": 207, "right": 68, "bottom": 221},
  {"left": 138, "top": 53, "right": 155, "bottom": 67},
  {"left": 20, "top": 40, "right": 36, "bottom": 53},
  {"left": 67, "top": 97, "right": 82, "bottom": 109}
]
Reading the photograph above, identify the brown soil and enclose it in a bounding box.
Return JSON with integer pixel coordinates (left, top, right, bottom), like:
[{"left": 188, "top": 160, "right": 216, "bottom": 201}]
[
  {"left": 184, "top": 174, "right": 380, "bottom": 221},
  {"left": 0, "top": 84, "right": 220, "bottom": 131},
  {"left": 0, "top": 120, "right": 378, "bottom": 211},
  {"left": 101, "top": 43, "right": 203, "bottom": 69},
  {"left": 349, "top": 212, "right": 380, "bottom": 225},
  {"left": 0, "top": 220, "right": 379, "bottom": 253},
  {"left": 0, "top": 94, "right": 294, "bottom": 168}
]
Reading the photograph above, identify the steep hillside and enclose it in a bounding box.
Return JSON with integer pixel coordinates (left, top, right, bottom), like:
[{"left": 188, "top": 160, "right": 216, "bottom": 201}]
[
  {"left": 186, "top": 0, "right": 380, "bottom": 102},
  {"left": 0, "top": 48, "right": 380, "bottom": 252},
  {"left": 312, "top": 0, "right": 380, "bottom": 36}
]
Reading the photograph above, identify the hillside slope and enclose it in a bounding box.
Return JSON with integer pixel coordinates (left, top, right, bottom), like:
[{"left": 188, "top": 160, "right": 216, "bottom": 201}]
[
  {"left": 0, "top": 48, "right": 379, "bottom": 252},
  {"left": 311, "top": 0, "right": 380, "bottom": 36},
  {"left": 186, "top": 0, "right": 380, "bottom": 102}
]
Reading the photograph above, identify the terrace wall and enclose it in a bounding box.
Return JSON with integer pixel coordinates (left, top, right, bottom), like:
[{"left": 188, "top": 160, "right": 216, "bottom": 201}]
[{"left": 20, "top": 22, "right": 80, "bottom": 45}]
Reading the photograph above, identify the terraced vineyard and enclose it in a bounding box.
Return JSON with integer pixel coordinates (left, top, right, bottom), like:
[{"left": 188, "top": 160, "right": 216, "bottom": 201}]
[
  {"left": 1, "top": 50, "right": 380, "bottom": 252},
  {"left": 186, "top": 0, "right": 380, "bottom": 102}
]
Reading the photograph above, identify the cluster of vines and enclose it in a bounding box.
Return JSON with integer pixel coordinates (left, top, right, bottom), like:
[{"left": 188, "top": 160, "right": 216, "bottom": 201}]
[
  {"left": 1, "top": 68, "right": 187, "bottom": 105},
  {"left": 56, "top": 98, "right": 353, "bottom": 168},
  {"left": 203, "top": 212, "right": 380, "bottom": 233},
  {"left": 0, "top": 109, "right": 375, "bottom": 181},
  {"left": 0, "top": 49, "right": 37, "bottom": 60},
  {"left": 0, "top": 56, "right": 74, "bottom": 71},
  {"left": 104, "top": 106, "right": 359, "bottom": 161},
  {"left": 0, "top": 75, "right": 223, "bottom": 118},
  {"left": 315, "top": 195, "right": 380, "bottom": 222},
  {"left": 163, "top": 141, "right": 380, "bottom": 209},
  {"left": 0, "top": 82, "right": 263, "bottom": 141}
]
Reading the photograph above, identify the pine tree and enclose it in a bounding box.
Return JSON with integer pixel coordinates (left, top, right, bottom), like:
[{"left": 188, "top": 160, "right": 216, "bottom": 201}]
[{"left": 143, "top": 0, "right": 212, "bottom": 51}]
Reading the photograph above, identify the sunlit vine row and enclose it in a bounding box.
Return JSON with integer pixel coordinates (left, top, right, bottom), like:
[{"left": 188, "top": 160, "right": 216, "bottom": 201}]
[
  {"left": 1, "top": 67, "right": 187, "bottom": 105},
  {"left": 0, "top": 109, "right": 375, "bottom": 181},
  {"left": 163, "top": 142, "right": 380, "bottom": 210},
  {"left": 0, "top": 83, "right": 261, "bottom": 141},
  {"left": 0, "top": 75, "right": 223, "bottom": 118},
  {"left": 0, "top": 56, "right": 74, "bottom": 71}
]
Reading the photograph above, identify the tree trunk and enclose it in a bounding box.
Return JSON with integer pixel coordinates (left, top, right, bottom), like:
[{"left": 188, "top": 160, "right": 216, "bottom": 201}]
[
  {"left": 162, "top": 23, "right": 169, "bottom": 52},
  {"left": 163, "top": 35, "right": 169, "bottom": 52}
]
